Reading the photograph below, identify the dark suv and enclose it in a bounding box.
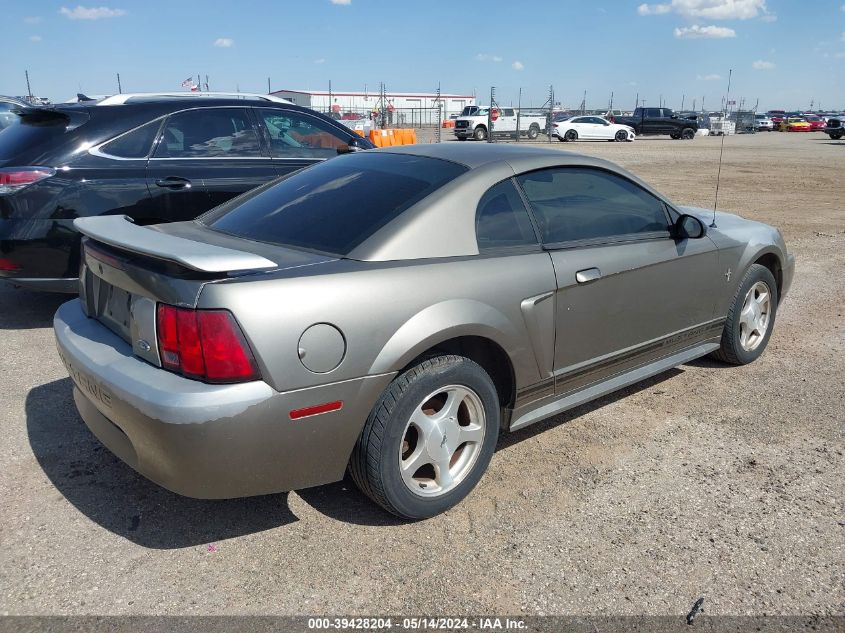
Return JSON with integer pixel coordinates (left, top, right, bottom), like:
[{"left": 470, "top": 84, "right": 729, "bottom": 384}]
[{"left": 0, "top": 94, "right": 373, "bottom": 291}]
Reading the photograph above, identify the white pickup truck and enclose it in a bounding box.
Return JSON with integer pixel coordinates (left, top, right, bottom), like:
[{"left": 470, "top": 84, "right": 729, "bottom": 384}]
[{"left": 454, "top": 106, "right": 546, "bottom": 141}]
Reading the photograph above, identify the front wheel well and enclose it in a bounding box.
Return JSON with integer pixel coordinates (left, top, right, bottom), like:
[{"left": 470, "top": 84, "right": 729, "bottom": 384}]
[
  {"left": 402, "top": 336, "right": 515, "bottom": 411},
  {"left": 754, "top": 253, "right": 783, "bottom": 300}
]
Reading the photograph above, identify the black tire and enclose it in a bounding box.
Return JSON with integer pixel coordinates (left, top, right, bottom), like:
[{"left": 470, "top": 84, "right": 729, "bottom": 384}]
[
  {"left": 830, "top": 132, "right": 843, "bottom": 140},
  {"left": 349, "top": 355, "right": 500, "bottom": 519},
  {"left": 681, "top": 127, "right": 696, "bottom": 140},
  {"left": 527, "top": 124, "right": 539, "bottom": 140},
  {"left": 564, "top": 129, "right": 578, "bottom": 142},
  {"left": 711, "top": 264, "right": 778, "bottom": 366},
  {"left": 614, "top": 130, "right": 628, "bottom": 142},
  {"left": 670, "top": 132, "right": 681, "bottom": 140},
  {"left": 473, "top": 126, "right": 487, "bottom": 141}
]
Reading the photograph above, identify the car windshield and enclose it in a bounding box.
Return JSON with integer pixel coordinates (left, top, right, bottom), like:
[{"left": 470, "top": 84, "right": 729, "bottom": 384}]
[{"left": 200, "top": 152, "right": 468, "bottom": 256}]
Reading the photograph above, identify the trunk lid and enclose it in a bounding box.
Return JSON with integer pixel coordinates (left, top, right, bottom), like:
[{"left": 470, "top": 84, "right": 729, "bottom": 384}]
[{"left": 75, "top": 216, "right": 336, "bottom": 367}]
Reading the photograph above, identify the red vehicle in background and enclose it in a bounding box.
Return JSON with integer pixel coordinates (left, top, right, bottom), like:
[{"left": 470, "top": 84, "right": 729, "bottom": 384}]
[
  {"left": 803, "top": 114, "right": 826, "bottom": 131},
  {"left": 767, "top": 110, "right": 786, "bottom": 127}
]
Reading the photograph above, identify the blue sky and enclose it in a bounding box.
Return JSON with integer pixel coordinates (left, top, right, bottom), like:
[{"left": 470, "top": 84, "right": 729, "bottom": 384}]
[{"left": 4, "top": 0, "right": 844, "bottom": 111}]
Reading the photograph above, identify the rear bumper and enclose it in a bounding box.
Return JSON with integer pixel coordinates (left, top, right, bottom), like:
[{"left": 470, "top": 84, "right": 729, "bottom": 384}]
[
  {"left": 1, "top": 277, "right": 78, "bottom": 293},
  {"left": 0, "top": 218, "right": 80, "bottom": 287},
  {"left": 53, "top": 300, "right": 394, "bottom": 499}
]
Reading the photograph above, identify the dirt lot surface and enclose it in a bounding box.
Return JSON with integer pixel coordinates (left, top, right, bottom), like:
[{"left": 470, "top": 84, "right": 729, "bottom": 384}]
[{"left": 1, "top": 132, "right": 842, "bottom": 616}]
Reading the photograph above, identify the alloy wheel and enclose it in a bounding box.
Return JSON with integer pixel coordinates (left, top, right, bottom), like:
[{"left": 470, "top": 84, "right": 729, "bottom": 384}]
[
  {"left": 398, "top": 385, "right": 486, "bottom": 497},
  {"left": 739, "top": 281, "right": 772, "bottom": 351}
]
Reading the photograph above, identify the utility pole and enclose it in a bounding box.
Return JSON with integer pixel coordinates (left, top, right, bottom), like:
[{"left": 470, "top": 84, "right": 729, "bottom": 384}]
[
  {"left": 515, "top": 86, "right": 522, "bottom": 142},
  {"left": 197, "top": 74, "right": 201, "bottom": 91},
  {"left": 581, "top": 90, "right": 586, "bottom": 114},
  {"left": 329, "top": 79, "right": 332, "bottom": 115},
  {"left": 267, "top": 77, "right": 271, "bottom": 94},
  {"left": 692, "top": 98, "right": 696, "bottom": 112},
  {"left": 116, "top": 72, "right": 122, "bottom": 94},
  {"left": 436, "top": 82, "right": 442, "bottom": 143},
  {"left": 681, "top": 94, "right": 685, "bottom": 111},
  {"left": 205, "top": 75, "right": 209, "bottom": 91},
  {"left": 548, "top": 84, "right": 554, "bottom": 143},
  {"left": 635, "top": 92, "right": 638, "bottom": 109},
  {"left": 25, "top": 70, "right": 33, "bottom": 99},
  {"left": 608, "top": 91, "right": 614, "bottom": 112},
  {"left": 487, "top": 86, "right": 496, "bottom": 143}
]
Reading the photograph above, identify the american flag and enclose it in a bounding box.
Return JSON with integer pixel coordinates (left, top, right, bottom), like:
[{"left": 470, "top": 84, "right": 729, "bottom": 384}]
[{"left": 181, "top": 77, "right": 193, "bottom": 89}]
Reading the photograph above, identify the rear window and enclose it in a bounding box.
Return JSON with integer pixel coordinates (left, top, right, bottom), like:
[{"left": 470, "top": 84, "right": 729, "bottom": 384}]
[
  {"left": 201, "top": 152, "right": 468, "bottom": 256},
  {"left": 0, "top": 110, "right": 76, "bottom": 161}
]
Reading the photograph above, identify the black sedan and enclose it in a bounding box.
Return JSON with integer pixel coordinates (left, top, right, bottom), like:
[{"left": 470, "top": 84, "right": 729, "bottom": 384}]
[{"left": 0, "top": 93, "right": 373, "bottom": 291}]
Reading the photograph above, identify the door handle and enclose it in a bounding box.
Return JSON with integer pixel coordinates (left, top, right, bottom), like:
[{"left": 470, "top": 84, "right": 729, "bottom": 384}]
[
  {"left": 575, "top": 267, "right": 601, "bottom": 284},
  {"left": 155, "top": 176, "right": 192, "bottom": 189}
]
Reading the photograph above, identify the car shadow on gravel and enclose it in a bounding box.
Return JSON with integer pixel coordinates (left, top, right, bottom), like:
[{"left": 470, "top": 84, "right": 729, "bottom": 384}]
[
  {"left": 26, "top": 378, "right": 298, "bottom": 549},
  {"left": 0, "top": 286, "right": 69, "bottom": 330},
  {"left": 298, "top": 369, "right": 685, "bottom": 526},
  {"left": 497, "top": 368, "right": 683, "bottom": 451}
]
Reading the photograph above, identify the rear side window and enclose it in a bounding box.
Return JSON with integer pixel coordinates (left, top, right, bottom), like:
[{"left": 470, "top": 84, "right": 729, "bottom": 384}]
[
  {"left": 476, "top": 180, "right": 537, "bottom": 250},
  {"left": 99, "top": 119, "right": 161, "bottom": 158},
  {"left": 154, "top": 108, "right": 261, "bottom": 158},
  {"left": 516, "top": 167, "right": 670, "bottom": 244},
  {"left": 257, "top": 108, "right": 350, "bottom": 159},
  {"left": 202, "top": 152, "right": 467, "bottom": 256}
]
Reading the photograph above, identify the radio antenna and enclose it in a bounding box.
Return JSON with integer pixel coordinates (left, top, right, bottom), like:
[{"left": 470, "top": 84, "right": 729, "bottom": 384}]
[{"left": 711, "top": 69, "right": 732, "bottom": 228}]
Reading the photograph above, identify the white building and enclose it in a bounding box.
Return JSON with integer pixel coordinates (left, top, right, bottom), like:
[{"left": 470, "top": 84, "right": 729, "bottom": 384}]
[{"left": 271, "top": 89, "right": 475, "bottom": 122}]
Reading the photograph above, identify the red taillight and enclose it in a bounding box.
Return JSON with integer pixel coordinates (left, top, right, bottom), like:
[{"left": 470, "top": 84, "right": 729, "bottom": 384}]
[
  {"left": 0, "top": 167, "right": 55, "bottom": 194},
  {"left": 0, "top": 258, "right": 21, "bottom": 272},
  {"left": 156, "top": 305, "right": 259, "bottom": 383}
]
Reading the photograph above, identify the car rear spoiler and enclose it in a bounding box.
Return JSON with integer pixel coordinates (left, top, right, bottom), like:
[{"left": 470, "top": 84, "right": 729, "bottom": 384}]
[{"left": 74, "top": 216, "right": 277, "bottom": 273}]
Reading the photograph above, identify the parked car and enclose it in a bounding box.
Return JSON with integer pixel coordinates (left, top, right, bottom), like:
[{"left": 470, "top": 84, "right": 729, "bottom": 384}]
[
  {"left": 0, "top": 92, "right": 373, "bottom": 292},
  {"left": 0, "top": 96, "right": 28, "bottom": 130},
  {"left": 803, "top": 115, "right": 826, "bottom": 131},
  {"left": 54, "top": 144, "right": 795, "bottom": 519},
  {"left": 823, "top": 117, "right": 843, "bottom": 140},
  {"left": 552, "top": 115, "right": 635, "bottom": 142},
  {"left": 754, "top": 114, "right": 774, "bottom": 131},
  {"left": 454, "top": 107, "right": 546, "bottom": 141},
  {"left": 613, "top": 107, "right": 698, "bottom": 139},
  {"left": 767, "top": 110, "right": 786, "bottom": 127},
  {"left": 780, "top": 116, "right": 811, "bottom": 132}
]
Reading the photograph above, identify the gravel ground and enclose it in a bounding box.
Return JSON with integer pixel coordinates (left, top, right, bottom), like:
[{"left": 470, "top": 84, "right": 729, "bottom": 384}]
[{"left": 0, "top": 132, "right": 842, "bottom": 617}]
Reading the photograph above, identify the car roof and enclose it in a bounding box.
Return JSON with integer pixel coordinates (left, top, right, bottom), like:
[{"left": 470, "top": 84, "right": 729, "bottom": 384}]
[{"left": 373, "top": 142, "right": 628, "bottom": 175}]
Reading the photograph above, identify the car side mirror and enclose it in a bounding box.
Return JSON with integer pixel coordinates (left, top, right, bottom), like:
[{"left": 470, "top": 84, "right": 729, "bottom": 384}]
[
  {"left": 675, "top": 214, "right": 707, "bottom": 239},
  {"left": 339, "top": 136, "right": 369, "bottom": 154}
]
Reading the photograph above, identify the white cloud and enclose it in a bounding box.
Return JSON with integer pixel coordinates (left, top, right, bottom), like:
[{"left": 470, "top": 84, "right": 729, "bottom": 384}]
[
  {"left": 213, "top": 38, "right": 234, "bottom": 48},
  {"left": 59, "top": 5, "right": 127, "bottom": 20},
  {"left": 697, "top": 73, "right": 721, "bottom": 80},
  {"left": 24, "top": 16, "right": 41, "bottom": 24},
  {"left": 330, "top": 0, "right": 351, "bottom": 4},
  {"left": 314, "top": 58, "right": 325, "bottom": 64},
  {"left": 835, "top": 51, "right": 845, "bottom": 59},
  {"left": 760, "top": 13, "right": 777, "bottom": 22},
  {"left": 475, "top": 53, "right": 502, "bottom": 62},
  {"left": 29, "top": 35, "right": 42, "bottom": 42},
  {"left": 639, "top": 0, "right": 766, "bottom": 20},
  {"left": 638, "top": 3, "right": 671, "bottom": 15},
  {"left": 511, "top": 60, "right": 524, "bottom": 70},
  {"left": 752, "top": 59, "right": 776, "bottom": 70},
  {"left": 674, "top": 24, "right": 736, "bottom": 38}
]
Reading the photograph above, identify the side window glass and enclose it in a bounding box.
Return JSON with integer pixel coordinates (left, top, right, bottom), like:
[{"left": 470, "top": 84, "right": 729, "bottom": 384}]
[
  {"left": 516, "top": 168, "right": 670, "bottom": 244},
  {"left": 153, "top": 108, "right": 260, "bottom": 158},
  {"left": 99, "top": 119, "right": 161, "bottom": 159},
  {"left": 476, "top": 180, "right": 538, "bottom": 250},
  {"left": 258, "top": 109, "right": 350, "bottom": 158}
]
